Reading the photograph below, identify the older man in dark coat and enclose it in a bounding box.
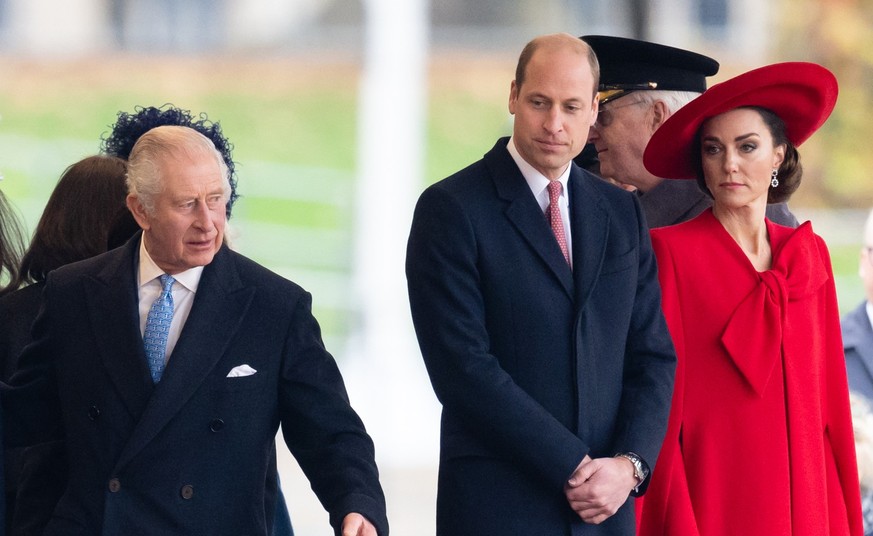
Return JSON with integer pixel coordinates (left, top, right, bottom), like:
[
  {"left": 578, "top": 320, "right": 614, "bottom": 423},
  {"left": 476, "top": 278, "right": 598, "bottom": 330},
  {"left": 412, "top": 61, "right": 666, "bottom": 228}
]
[{"left": 2, "top": 126, "right": 388, "bottom": 536}]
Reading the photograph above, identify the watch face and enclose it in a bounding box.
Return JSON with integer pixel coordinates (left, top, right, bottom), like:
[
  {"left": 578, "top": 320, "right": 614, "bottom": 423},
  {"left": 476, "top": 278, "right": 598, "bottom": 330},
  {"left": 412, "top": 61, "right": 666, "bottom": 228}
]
[{"left": 638, "top": 461, "right": 649, "bottom": 480}]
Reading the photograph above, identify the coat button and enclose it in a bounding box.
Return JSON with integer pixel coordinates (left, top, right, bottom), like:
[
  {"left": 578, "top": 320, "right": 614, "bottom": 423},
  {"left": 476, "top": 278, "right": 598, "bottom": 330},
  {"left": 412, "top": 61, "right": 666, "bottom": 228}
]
[
  {"left": 180, "top": 484, "right": 194, "bottom": 499},
  {"left": 209, "top": 419, "right": 224, "bottom": 432},
  {"left": 108, "top": 478, "right": 121, "bottom": 492},
  {"left": 88, "top": 406, "right": 101, "bottom": 420}
]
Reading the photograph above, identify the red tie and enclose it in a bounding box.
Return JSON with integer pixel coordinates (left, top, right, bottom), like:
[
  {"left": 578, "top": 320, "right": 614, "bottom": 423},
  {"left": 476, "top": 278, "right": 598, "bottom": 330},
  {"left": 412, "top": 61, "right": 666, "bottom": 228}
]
[{"left": 547, "top": 181, "right": 570, "bottom": 266}]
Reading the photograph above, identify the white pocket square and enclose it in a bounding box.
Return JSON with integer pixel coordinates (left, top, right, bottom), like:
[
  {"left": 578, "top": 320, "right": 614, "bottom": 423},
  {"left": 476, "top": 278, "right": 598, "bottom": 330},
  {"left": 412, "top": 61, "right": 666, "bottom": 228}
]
[{"left": 226, "top": 364, "right": 257, "bottom": 378}]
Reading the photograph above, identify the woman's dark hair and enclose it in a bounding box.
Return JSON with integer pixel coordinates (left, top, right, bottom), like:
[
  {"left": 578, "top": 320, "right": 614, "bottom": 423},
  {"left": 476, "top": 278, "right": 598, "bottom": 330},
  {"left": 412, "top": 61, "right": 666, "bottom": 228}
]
[
  {"left": 693, "top": 106, "right": 803, "bottom": 204},
  {"left": 16, "top": 155, "right": 129, "bottom": 286},
  {"left": 0, "top": 190, "right": 26, "bottom": 296},
  {"left": 100, "top": 104, "right": 238, "bottom": 218}
]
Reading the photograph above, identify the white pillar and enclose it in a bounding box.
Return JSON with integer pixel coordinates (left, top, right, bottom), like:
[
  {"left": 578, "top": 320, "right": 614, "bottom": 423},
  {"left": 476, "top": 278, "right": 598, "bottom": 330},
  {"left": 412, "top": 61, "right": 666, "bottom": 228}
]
[{"left": 345, "top": 0, "right": 440, "bottom": 467}]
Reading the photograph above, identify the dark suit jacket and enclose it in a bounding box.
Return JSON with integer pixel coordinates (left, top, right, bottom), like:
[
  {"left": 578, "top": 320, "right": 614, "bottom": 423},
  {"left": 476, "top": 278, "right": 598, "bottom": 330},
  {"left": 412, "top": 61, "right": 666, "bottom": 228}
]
[
  {"left": 3, "top": 237, "right": 387, "bottom": 536},
  {"left": 843, "top": 301, "right": 873, "bottom": 401},
  {"left": 640, "top": 179, "right": 799, "bottom": 229},
  {"left": 406, "top": 138, "right": 677, "bottom": 535}
]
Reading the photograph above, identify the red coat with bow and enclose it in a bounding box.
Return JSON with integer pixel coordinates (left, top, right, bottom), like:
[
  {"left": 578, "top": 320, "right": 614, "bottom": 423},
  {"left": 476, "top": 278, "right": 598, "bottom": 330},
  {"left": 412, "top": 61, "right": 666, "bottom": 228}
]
[{"left": 639, "top": 209, "right": 862, "bottom": 536}]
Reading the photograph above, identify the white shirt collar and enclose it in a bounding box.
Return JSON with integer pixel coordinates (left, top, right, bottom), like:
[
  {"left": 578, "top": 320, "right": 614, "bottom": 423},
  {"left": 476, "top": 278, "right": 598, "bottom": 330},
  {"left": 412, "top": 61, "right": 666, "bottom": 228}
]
[
  {"left": 507, "top": 136, "right": 572, "bottom": 211},
  {"left": 137, "top": 234, "right": 204, "bottom": 293}
]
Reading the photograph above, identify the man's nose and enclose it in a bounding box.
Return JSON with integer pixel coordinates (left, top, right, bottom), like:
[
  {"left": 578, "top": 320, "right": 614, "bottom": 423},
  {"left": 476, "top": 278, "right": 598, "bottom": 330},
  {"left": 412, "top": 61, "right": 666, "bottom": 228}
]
[
  {"left": 543, "top": 107, "right": 563, "bottom": 132},
  {"left": 588, "top": 125, "right": 600, "bottom": 144}
]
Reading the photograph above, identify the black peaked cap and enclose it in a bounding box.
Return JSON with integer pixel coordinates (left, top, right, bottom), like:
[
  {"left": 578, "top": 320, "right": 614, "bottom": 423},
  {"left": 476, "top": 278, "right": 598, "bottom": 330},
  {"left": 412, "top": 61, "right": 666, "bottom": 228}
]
[{"left": 581, "top": 35, "right": 719, "bottom": 93}]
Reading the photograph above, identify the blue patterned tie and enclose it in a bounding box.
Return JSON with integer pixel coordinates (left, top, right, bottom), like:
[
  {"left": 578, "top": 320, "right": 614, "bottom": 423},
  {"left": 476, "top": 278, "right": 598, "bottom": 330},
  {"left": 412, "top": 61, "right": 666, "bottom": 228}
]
[{"left": 143, "top": 274, "right": 175, "bottom": 383}]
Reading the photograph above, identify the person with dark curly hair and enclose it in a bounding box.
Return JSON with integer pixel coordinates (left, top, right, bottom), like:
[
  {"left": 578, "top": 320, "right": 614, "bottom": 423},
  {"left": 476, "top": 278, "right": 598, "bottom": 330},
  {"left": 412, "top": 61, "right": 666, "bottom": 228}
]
[{"left": 100, "top": 104, "right": 240, "bottom": 218}]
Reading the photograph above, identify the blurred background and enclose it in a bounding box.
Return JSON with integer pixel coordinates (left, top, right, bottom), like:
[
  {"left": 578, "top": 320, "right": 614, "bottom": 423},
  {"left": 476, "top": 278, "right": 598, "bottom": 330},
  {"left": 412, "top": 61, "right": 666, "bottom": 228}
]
[{"left": 1, "top": 0, "right": 871, "bottom": 533}]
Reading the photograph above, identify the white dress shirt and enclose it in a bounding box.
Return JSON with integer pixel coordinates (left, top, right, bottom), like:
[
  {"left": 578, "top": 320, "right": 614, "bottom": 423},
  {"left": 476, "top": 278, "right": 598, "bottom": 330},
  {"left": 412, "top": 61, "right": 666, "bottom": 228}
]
[
  {"left": 137, "top": 236, "right": 204, "bottom": 365},
  {"left": 507, "top": 136, "right": 573, "bottom": 268}
]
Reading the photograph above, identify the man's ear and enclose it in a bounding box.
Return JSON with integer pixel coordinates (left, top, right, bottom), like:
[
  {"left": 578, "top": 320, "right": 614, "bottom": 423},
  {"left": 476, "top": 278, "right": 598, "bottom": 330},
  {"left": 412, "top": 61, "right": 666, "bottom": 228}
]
[
  {"left": 590, "top": 93, "right": 600, "bottom": 127},
  {"left": 508, "top": 80, "right": 519, "bottom": 115},
  {"left": 650, "top": 100, "right": 670, "bottom": 132},
  {"left": 127, "top": 194, "right": 150, "bottom": 231}
]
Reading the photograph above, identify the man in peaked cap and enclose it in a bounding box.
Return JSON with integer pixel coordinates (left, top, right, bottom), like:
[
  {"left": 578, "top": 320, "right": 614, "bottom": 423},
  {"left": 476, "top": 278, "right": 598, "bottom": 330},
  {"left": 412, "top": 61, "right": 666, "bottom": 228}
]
[{"left": 579, "top": 35, "right": 797, "bottom": 228}]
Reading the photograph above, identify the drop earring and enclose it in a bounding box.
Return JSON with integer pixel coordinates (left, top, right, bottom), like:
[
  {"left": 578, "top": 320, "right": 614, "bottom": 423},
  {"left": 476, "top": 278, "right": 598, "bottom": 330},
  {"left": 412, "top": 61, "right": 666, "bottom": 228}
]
[{"left": 770, "top": 168, "right": 779, "bottom": 188}]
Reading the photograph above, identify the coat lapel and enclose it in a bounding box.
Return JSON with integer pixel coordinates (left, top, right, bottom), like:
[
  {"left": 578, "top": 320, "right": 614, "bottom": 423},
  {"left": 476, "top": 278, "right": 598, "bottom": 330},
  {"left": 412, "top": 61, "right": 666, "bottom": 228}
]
[
  {"left": 486, "top": 139, "right": 574, "bottom": 298},
  {"left": 568, "top": 168, "right": 609, "bottom": 308},
  {"left": 85, "top": 234, "right": 155, "bottom": 422},
  {"left": 115, "top": 246, "right": 255, "bottom": 470},
  {"left": 846, "top": 303, "right": 873, "bottom": 386}
]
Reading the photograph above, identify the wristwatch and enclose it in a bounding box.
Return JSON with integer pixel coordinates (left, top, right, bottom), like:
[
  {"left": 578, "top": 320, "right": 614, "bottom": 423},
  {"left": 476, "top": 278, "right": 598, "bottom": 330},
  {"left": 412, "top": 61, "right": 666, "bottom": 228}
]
[{"left": 614, "top": 452, "right": 649, "bottom": 493}]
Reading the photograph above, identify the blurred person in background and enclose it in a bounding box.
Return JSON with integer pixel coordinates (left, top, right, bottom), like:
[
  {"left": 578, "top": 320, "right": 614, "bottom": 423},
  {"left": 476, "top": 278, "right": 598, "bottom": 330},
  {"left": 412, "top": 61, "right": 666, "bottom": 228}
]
[
  {"left": 0, "top": 155, "right": 130, "bottom": 535},
  {"left": 843, "top": 208, "right": 873, "bottom": 400},
  {"left": 407, "top": 33, "right": 676, "bottom": 535},
  {"left": 0, "top": 185, "right": 27, "bottom": 535},
  {"left": 639, "top": 62, "right": 862, "bottom": 535},
  {"left": 850, "top": 392, "right": 873, "bottom": 535},
  {"left": 579, "top": 35, "right": 798, "bottom": 229},
  {"left": 0, "top": 189, "right": 26, "bottom": 297},
  {"left": 101, "top": 104, "right": 240, "bottom": 219},
  {"left": 1, "top": 156, "right": 130, "bottom": 378}
]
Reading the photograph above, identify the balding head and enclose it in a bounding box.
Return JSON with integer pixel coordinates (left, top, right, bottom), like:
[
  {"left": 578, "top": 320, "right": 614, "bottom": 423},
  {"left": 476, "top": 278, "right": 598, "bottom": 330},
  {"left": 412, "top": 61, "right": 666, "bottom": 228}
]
[{"left": 515, "top": 33, "right": 600, "bottom": 98}]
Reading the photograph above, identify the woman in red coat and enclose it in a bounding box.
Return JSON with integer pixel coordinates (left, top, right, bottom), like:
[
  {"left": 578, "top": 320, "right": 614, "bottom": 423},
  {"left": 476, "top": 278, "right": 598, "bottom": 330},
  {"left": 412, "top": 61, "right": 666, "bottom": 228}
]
[{"left": 637, "top": 62, "right": 863, "bottom": 535}]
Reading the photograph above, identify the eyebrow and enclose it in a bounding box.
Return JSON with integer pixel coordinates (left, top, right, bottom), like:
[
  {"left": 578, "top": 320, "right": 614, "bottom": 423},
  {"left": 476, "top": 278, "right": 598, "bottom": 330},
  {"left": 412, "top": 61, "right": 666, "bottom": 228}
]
[
  {"left": 702, "top": 132, "right": 760, "bottom": 143},
  {"left": 527, "top": 92, "right": 551, "bottom": 100},
  {"left": 527, "top": 92, "right": 585, "bottom": 105}
]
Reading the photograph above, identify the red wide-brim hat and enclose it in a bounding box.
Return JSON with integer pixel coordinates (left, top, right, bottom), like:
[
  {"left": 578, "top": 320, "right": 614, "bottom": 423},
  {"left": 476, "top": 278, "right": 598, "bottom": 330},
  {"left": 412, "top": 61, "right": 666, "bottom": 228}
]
[{"left": 643, "top": 62, "right": 839, "bottom": 180}]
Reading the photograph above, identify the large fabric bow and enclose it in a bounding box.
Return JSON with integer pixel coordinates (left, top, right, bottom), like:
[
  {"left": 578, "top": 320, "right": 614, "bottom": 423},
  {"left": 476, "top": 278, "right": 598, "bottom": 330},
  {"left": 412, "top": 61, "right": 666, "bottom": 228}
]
[{"left": 720, "top": 223, "right": 828, "bottom": 397}]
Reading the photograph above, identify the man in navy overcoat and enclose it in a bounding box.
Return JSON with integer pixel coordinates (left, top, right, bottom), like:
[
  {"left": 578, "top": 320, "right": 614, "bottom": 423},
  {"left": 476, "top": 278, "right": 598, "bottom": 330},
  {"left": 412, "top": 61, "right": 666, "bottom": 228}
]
[{"left": 406, "top": 33, "right": 676, "bottom": 535}]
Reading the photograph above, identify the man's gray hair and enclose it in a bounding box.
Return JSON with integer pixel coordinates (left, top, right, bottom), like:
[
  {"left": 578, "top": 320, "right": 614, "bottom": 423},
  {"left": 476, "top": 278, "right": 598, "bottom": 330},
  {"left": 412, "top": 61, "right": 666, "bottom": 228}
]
[
  {"left": 127, "top": 125, "right": 230, "bottom": 214},
  {"left": 635, "top": 90, "right": 701, "bottom": 115}
]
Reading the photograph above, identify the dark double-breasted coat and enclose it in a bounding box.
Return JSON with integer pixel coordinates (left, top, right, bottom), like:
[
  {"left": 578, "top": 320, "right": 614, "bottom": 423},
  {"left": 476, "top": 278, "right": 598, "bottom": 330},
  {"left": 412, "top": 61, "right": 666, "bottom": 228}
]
[
  {"left": 406, "top": 138, "right": 677, "bottom": 535},
  {"left": 3, "top": 236, "right": 387, "bottom": 536}
]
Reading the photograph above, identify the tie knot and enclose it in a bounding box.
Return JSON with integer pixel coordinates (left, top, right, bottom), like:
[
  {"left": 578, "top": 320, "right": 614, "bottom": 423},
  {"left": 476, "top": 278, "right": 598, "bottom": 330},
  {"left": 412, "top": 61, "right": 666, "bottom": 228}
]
[
  {"left": 158, "top": 274, "right": 175, "bottom": 293},
  {"left": 547, "top": 180, "right": 563, "bottom": 202}
]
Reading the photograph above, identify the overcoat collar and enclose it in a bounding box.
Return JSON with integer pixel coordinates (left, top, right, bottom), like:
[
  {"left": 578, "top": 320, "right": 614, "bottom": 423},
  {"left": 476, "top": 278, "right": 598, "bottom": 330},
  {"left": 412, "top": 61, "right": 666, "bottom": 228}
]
[
  {"left": 484, "top": 138, "right": 609, "bottom": 305},
  {"left": 85, "top": 235, "right": 255, "bottom": 470},
  {"left": 640, "top": 179, "right": 709, "bottom": 229}
]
